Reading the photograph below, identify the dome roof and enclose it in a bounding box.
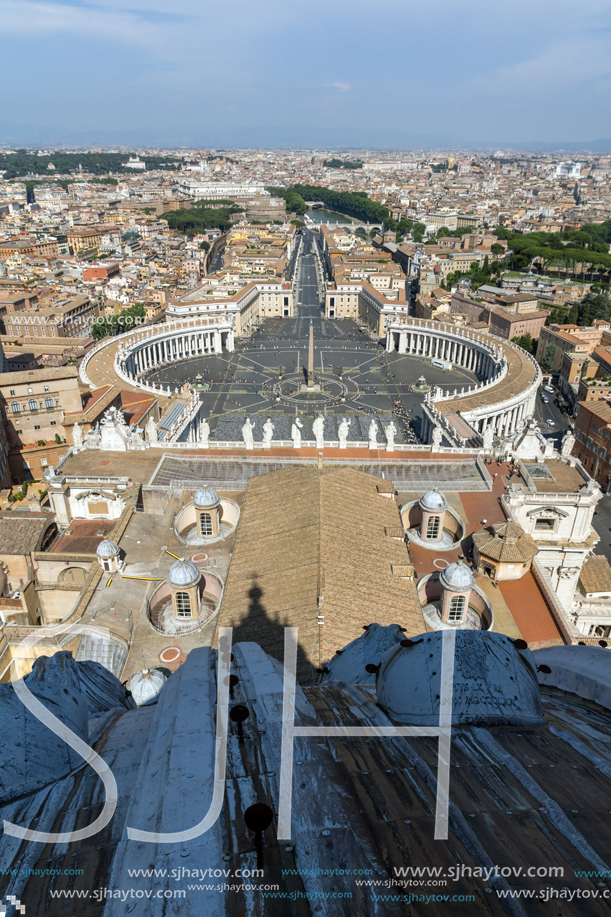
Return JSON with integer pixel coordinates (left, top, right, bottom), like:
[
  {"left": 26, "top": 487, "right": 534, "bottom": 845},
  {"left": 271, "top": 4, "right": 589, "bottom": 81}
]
[
  {"left": 420, "top": 488, "right": 447, "bottom": 511},
  {"left": 168, "top": 557, "right": 200, "bottom": 588},
  {"left": 128, "top": 667, "right": 167, "bottom": 706},
  {"left": 472, "top": 521, "right": 538, "bottom": 564},
  {"left": 376, "top": 630, "right": 545, "bottom": 727},
  {"left": 321, "top": 623, "right": 406, "bottom": 685},
  {"left": 440, "top": 560, "right": 474, "bottom": 591},
  {"left": 96, "top": 536, "right": 120, "bottom": 558},
  {"left": 193, "top": 485, "right": 219, "bottom": 509}
]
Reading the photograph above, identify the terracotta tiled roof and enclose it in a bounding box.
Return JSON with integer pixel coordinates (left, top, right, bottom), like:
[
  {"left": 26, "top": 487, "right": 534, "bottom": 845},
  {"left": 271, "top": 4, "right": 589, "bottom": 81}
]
[
  {"left": 473, "top": 520, "right": 538, "bottom": 564},
  {"left": 579, "top": 555, "right": 611, "bottom": 595},
  {"left": 217, "top": 466, "right": 424, "bottom": 681}
]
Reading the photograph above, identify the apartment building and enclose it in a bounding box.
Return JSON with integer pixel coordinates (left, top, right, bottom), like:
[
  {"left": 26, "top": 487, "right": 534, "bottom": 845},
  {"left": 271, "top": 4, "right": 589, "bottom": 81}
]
[
  {"left": 3, "top": 295, "right": 98, "bottom": 338},
  {"left": 82, "top": 263, "right": 120, "bottom": 282},
  {"left": 0, "top": 366, "right": 81, "bottom": 469},
  {"left": 0, "top": 239, "right": 59, "bottom": 259},
  {"left": 535, "top": 322, "right": 611, "bottom": 372},
  {"left": 577, "top": 376, "right": 611, "bottom": 404},
  {"left": 0, "top": 292, "right": 39, "bottom": 314},
  {"left": 573, "top": 399, "right": 611, "bottom": 490},
  {"left": 65, "top": 226, "right": 110, "bottom": 254},
  {"left": 488, "top": 305, "right": 550, "bottom": 341}
]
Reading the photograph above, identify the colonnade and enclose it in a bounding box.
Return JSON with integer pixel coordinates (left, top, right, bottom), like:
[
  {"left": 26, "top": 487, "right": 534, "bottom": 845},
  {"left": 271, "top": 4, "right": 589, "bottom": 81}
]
[
  {"left": 122, "top": 327, "right": 233, "bottom": 379},
  {"left": 388, "top": 327, "right": 496, "bottom": 377},
  {"left": 386, "top": 320, "right": 541, "bottom": 447}
]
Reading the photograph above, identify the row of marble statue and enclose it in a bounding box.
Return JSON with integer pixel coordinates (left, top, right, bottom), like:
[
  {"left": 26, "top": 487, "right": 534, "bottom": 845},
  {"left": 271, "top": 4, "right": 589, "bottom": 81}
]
[
  {"left": 71, "top": 409, "right": 401, "bottom": 452},
  {"left": 71, "top": 407, "right": 577, "bottom": 459},
  {"left": 240, "top": 416, "right": 399, "bottom": 450}
]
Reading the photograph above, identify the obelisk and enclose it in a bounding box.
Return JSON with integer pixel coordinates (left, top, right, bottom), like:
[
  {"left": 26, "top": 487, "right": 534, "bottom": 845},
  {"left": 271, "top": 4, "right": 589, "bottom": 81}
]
[{"left": 307, "top": 320, "right": 314, "bottom": 388}]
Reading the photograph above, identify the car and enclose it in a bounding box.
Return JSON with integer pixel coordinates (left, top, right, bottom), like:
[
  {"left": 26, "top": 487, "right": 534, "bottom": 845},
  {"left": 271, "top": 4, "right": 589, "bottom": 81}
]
[
  {"left": 540, "top": 393, "right": 549, "bottom": 403},
  {"left": 546, "top": 418, "right": 555, "bottom": 426},
  {"left": 544, "top": 385, "right": 555, "bottom": 393}
]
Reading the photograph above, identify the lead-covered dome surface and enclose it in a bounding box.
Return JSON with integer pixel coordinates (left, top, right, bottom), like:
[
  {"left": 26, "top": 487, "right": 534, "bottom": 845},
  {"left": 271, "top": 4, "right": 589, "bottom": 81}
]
[
  {"left": 321, "top": 623, "right": 406, "bottom": 684},
  {"left": 420, "top": 488, "right": 447, "bottom": 511},
  {"left": 168, "top": 557, "right": 200, "bottom": 588},
  {"left": 376, "top": 630, "right": 545, "bottom": 726},
  {"left": 193, "top": 485, "right": 220, "bottom": 509},
  {"left": 96, "top": 536, "right": 120, "bottom": 558},
  {"left": 440, "top": 560, "right": 474, "bottom": 591}
]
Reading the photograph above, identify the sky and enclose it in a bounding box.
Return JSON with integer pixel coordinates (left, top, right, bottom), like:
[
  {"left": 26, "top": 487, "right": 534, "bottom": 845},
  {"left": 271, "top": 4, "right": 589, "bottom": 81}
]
[{"left": 1, "top": 0, "right": 611, "bottom": 149}]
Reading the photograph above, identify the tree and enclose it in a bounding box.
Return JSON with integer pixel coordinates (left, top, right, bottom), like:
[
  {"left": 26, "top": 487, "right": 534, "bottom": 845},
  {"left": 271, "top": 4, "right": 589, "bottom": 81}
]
[
  {"left": 511, "top": 332, "right": 534, "bottom": 354},
  {"left": 199, "top": 240, "right": 210, "bottom": 252},
  {"left": 540, "top": 343, "right": 558, "bottom": 371},
  {"left": 92, "top": 303, "right": 146, "bottom": 342},
  {"left": 491, "top": 243, "right": 505, "bottom": 255}
]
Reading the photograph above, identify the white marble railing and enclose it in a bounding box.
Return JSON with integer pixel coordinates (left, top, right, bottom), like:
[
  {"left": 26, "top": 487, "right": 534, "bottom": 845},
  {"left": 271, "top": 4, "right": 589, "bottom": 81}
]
[
  {"left": 531, "top": 558, "right": 580, "bottom": 644},
  {"left": 135, "top": 438, "right": 478, "bottom": 454}
]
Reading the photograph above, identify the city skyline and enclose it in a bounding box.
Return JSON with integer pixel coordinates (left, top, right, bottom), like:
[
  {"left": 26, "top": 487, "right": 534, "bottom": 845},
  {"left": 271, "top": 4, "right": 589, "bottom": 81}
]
[{"left": 1, "top": 0, "right": 611, "bottom": 148}]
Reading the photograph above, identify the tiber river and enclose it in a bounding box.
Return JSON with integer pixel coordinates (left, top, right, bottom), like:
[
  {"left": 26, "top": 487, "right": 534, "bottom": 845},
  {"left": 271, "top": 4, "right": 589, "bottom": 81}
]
[{"left": 305, "top": 208, "right": 356, "bottom": 224}]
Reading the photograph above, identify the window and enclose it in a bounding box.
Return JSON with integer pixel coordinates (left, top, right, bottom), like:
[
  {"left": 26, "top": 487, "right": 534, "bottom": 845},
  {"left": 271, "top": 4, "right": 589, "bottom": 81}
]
[
  {"left": 45, "top": 397, "right": 53, "bottom": 408},
  {"left": 426, "top": 515, "right": 440, "bottom": 539},
  {"left": 29, "top": 399, "right": 36, "bottom": 411},
  {"left": 535, "top": 516, "right": 556, "bottom": 532},
  {"left": 593, "top": 443, "right": 599, "bottom": 455},
  {"left": 586, "top": 438, "right": 592, "bottom": 449},
  {"left": 601, "top": 448, "right": 607, "bottom": 461},
  {"left": 448, "top": 595, "right": 465, "bottom": 623},
  {"left": 55, "top": 400, "right": 60, "bottom": 407},
  {"left": 11, "top": 402, "right": 19, "bottom": 413},
  {"left": 175, "top": 591, "right": 192, "bottom": 619},
  {"left": 34, "top": 425, "right": 40, "bottom": 430},
  {"left": 9, "top": 390, "right": 14, "bottom": 396},
  {"left": 44, "top": 386, "right": 49, "bottom": 393},
  {"left": 27, "top": 387, "right": 33, "bottom": 395},
  {"left": 50, "top": 421, "right": 56, "bottom": 426},
  {"left": 199, "top": 512, "right": 213, "bottom": 536}
]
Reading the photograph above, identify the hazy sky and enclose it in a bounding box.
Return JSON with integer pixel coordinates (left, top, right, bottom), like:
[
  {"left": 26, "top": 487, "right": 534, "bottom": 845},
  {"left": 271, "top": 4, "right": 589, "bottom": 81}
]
[{"left": 2, "top": 0, "right": 611, "bottom": 147}]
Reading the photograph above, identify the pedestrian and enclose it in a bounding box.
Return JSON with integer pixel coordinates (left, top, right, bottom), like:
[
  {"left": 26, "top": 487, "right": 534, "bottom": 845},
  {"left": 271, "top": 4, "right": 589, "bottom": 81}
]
[{"left": 481, "top": 518, "right": 487, "bottom": 525}]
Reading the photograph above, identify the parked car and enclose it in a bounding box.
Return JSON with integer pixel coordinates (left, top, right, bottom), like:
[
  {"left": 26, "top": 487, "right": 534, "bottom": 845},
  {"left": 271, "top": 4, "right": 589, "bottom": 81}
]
[{"left": 544, "top": 385, "right": 555, "bottom": 393}]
